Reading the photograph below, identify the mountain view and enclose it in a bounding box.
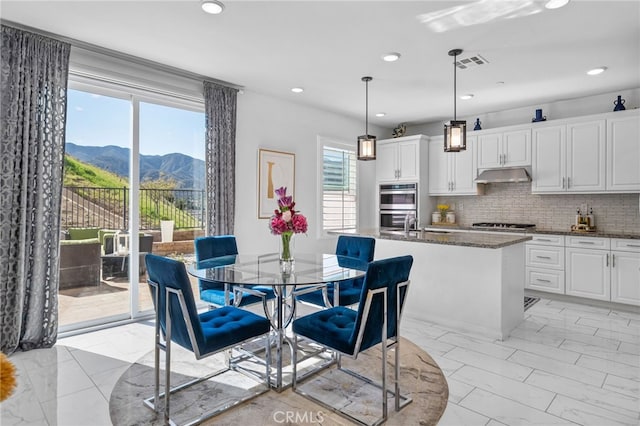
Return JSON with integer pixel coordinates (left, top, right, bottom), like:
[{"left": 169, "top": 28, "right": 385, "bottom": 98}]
[{"left": 65, "top": 142, "right": 205, "bottom": 189}]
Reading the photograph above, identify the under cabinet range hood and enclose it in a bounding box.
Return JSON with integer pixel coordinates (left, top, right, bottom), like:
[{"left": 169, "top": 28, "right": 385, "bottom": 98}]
[{"left": 475, "top": 167, "right": 531, "bottom": 184}]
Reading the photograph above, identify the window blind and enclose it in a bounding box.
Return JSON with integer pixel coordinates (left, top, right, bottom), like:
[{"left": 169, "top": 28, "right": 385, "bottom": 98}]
[{"left": 322, "top": 146, "right": 357, "bottom": 230}]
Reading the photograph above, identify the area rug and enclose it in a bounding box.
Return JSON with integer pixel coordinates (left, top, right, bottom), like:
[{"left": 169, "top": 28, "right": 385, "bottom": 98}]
[{"left": 109, "top": 337, "right": 448, "bottom": 425}]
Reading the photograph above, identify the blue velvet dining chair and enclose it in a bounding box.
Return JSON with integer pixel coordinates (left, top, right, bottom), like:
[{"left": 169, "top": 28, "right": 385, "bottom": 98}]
[
  {"left": 291, "top": 255, "right": 413, "bottom": 426},
  {"left": 194, "top": 235, "right": 275, "bottom": 308},
  {"left": 296, "top": 235, "right": 375, "bottom": 308},
  {"left": 144, "top": 254, "right": 272, "bottom": 425}
]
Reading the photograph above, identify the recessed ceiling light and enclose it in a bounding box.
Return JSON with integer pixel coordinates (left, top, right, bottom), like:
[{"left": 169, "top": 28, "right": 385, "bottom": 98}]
[
  {"left": 376, "top": 112, "right": 386, "bottom": 117},
  {"left": 587, "top": 67, "right": 607, "bottom": 76},
  {"left": 460, "top": 94, "right": 474, "bottom": 100},
  {"left": 382, "top": 52, "right": 401, "bottom": 62},
  {"left": 201, "top": 0, "right": 224, "bottom": 14},
  {"left": 291, "top": 87, "right": 304, "bottom": 93},
  {"left": 545, "top": 0, "right": 570, "bottom": 9}
]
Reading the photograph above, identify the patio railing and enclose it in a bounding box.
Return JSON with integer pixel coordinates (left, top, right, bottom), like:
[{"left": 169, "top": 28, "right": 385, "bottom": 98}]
[{"left": 61, "top": 186, "right": 205, "bottom": 230}]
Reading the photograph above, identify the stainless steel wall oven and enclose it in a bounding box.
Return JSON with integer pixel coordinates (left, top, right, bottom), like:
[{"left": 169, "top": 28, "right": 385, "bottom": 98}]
[{"left": 379, "top": 183, "right": 418, "bottom": 229}]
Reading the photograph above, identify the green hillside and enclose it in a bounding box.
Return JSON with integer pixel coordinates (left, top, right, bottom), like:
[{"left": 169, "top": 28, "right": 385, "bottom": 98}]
[{"left": 64, "top": 155, "right": 200, "bottom": 229}]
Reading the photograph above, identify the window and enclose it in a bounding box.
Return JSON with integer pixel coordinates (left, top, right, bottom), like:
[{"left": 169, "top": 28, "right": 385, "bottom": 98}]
[{"left": 321, "top": 141, "right": 357, "bottom": 231}]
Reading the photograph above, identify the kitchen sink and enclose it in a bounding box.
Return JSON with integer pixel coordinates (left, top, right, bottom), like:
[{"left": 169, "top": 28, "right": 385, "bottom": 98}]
[{"left": 380, "top": 229, "right": 452, "bottom": 238}]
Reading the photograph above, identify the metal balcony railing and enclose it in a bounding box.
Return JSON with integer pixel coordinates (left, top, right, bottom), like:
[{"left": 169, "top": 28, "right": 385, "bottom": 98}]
[{"left": 61, "top": 186, "right": 205, "bottom": 230}]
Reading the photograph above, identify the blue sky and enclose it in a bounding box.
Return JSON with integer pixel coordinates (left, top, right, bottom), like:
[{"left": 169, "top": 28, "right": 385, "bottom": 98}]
[{"left": 66, "top": 89, "right": 206, "bottom": 161}]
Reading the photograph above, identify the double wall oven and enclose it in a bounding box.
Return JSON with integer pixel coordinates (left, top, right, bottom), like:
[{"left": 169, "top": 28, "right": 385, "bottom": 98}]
[{"left": 379, "top": 183, "right": 418, "bottom": 230}]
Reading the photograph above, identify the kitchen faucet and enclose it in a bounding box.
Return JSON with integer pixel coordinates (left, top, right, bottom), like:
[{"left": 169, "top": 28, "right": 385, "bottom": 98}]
[{"left": 404, "top": 212, "right": 417, "bottom": 235}]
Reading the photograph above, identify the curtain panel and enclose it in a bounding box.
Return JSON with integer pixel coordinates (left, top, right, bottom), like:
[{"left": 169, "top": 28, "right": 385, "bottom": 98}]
[
  {"left": 203, "top": 81, "right": 238, "bottom": 235},
  {"left": 0, "top": 26, "right": 70, "bottom": 354}
]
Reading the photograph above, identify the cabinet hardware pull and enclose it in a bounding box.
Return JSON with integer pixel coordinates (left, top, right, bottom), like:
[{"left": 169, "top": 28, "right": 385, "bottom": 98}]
[
  {"left": 537, "top": 238, "right": 552, "bottom": 242},
  {"left": 606, "top": 253, "right": 609, "bottom": 267},
  {"left": 535, "top": 278, "right": 552, "bottom": 283},
  {"left": 562, "top": 177, "right": 565, "bottom": 188},
  {"left": 578, "top": 241, "right": 595, "bottom": 244},
  {"left": 625, "top": 244, "right": 640, "bottom": 248},
  {"left": 536, "top": 256, "right": 552, "bottom": 259},
  {"left": 567, "top": 177, "right": 570, "bottom": 188},
  {"left": 612, "top": 254, "right": 615, "bottom": 268}
]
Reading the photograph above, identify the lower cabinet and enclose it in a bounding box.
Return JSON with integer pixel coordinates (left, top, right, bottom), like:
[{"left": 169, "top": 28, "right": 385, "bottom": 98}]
[
  {"left": 565, "top": 247, "right": 611, "bottom": 301},
  {"left": 527, "top": 235, "right": 639, "bottom": 307}
]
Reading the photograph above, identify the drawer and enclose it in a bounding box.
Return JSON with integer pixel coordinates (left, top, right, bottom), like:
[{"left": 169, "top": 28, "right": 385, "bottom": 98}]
[
  {"left": 526, "top": 244, "right": 564, "bottom": 269},
  {"left": 526, "top": 267, "right": 565, "bottom": 294},
  {"left": 566, "top": 236, "right": 610, "bottom": 250},
  {"left": 528, "top": 234, "right": 565, "bottom": 246},
  {"left": 611, "top": 238, "right": 640, "bottom": 253}
]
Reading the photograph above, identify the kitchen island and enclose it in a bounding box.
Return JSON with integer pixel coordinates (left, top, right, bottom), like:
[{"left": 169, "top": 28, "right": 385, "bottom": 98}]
[{"left": 333, "top": 229, "right": 531, "bottom": 340}]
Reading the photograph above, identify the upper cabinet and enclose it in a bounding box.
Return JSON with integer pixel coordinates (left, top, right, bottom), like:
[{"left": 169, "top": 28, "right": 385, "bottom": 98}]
[
  {"left": 606, "top": 110, "right": 640, "bottom": 191},
  {"left": 532, "top": 110, "right": 639, "bottom": 194},
  {"left": 428, "top": 135, "right": 477, "bottom": 195},
  {"left": 376, "top": 135, "right": 427, "bottom": 183},
  {"left": 532, "top": 119, "right": 606, "bottom": 193},
  {"left": 477, "top": 128, "right": 531, "bottom": 169}
]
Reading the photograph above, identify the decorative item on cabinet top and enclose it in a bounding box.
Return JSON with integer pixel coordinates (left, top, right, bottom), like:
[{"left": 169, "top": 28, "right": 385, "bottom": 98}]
[
  {"left": 613, "top": 95, "right": 626, "bottom": 111},
  {"left": 532, "top": 108, "right": 547, "bottom": 122},
  {"left": 473, "top": 118, "right": 482, "bottom": 130},
  {"left": 392, "top": 123, "right": 406, "bottom": 138}
]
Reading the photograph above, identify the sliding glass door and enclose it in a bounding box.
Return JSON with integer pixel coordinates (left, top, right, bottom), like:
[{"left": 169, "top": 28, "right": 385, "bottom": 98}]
[{"left": 59, "top": 80, "right": 205, "bottom": 332}]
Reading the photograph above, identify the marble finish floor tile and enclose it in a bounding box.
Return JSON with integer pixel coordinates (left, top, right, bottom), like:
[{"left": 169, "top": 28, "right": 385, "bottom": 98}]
[{"left": 3, "top": 298, "right": 640, "bottom": 426}]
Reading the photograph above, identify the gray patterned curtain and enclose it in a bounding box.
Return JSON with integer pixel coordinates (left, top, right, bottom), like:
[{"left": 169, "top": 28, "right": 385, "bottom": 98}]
[
  {"left": 0, "top": 26, "right": 70, "bottom": 354},
  {"left": 203, "top": 81, "right": 238, "bottom": 235}
]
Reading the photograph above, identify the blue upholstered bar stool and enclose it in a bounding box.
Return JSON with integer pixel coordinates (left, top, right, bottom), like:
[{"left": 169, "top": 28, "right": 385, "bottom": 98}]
[
  {"left": 291, "top": 255, "right": 413, "bottom": 426},
  {"left": 144, "top": 254, "right": 272, "bottom": 425},
  {"left": 296, "top": 235, "right": 375, "bottom": 307},
  {"left": 195, "top": 235, "right": 275, "bottom": 308}
]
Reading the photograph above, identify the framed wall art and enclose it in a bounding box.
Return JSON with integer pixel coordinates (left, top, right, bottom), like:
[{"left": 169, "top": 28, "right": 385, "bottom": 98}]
[{"left": 258, "top": 148, "right": 295, "bottom": 218}]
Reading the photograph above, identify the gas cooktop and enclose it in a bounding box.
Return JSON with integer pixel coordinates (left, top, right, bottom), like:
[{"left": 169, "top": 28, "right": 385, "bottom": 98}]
[{"left": 472, "top": 222, "right": 536, "bottom": 229}]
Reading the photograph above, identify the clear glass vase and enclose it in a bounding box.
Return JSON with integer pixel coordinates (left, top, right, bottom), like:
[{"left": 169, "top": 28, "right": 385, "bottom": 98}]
[{"left": 279, "top": 232, "right": 295, "bottom": 273}]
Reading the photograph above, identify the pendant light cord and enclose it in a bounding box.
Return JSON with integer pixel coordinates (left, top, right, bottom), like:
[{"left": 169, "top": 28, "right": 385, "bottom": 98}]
[
  {"left": 453, "top": 52, "right": 457, "bottom": 121},
  {"left": 365, "top": 78, "right": 369, "bottom": 134}
]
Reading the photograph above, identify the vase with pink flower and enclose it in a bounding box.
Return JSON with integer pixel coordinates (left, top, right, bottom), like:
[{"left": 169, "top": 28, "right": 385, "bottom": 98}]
[{"left": 269, "top": 187, "right": 308, "bottom": 272}]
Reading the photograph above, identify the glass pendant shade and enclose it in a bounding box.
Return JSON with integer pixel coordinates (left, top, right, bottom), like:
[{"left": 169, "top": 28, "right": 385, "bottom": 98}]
[
  {"left": 357, "top": 134, "right": 376, "bottom": 160},
  {"left": 444, "top": 120, "right": 467, "bottom": 152},
  {"left": 444, "top": 49, "right": 467, "bottom": 152},
  {"left": 357, "top": 76, "right": 376, "bottom": 160}
]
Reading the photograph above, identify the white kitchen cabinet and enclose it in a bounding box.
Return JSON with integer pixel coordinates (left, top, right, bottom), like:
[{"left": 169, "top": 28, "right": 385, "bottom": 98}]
[
  {"left": 376, "top": 135, "right": 425, "bottom": 182},
  {"left": 565, "top": 236, "right": 611, "bottom": 301},
  {"left": 610, "top": 238, "right": 640, "bottom": 306},
  {"left": 532, "top": 119, "right": 606, "bottom": 193},
  {"left": 477, "top": 128, "right": 531, "bottom": 169},
  {"left": 428, "top": 135, "right": 476, "bottom": 195},
  {"left": 606, "top": 110, "right": 640, "bottom": 192},
  {"left": 565, "top": 247, "right": 611, "bottom": 301},
  {"left": 525, "top": 234, "right": 565, "bottom": 294}
]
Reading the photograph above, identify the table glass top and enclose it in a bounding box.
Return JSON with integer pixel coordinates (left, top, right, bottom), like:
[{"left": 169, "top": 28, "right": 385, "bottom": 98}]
[{"left": 187, "top": 253, "right": 367, "bottom": 286}]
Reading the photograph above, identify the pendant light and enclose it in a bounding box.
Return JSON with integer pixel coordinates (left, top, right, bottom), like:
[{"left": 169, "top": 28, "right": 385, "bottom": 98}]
[
  {"left": 444, "top": 49, "right": 467, "bottom": 152},
  {"left": 357, "top": 76, "right": 376, "bottom": 161}
]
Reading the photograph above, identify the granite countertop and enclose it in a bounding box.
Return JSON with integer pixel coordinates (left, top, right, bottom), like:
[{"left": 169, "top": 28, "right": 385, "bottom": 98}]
[
  {"left": 331, "top": 228, "right": 531, "bottom": 249},
  {"left": 423, "top": 224, "right": 640, "bottom": 240}
]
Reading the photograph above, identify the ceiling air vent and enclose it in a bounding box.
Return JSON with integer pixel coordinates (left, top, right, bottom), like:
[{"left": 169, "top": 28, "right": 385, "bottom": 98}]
[{"left": 455, "top": 54, "right": 489, "bottom": 70}]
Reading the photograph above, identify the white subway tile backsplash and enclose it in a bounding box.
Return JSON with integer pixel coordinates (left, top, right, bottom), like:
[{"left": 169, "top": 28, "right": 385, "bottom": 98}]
[{"left": 435, "top": 183, "right": 640, "bottom": 233}]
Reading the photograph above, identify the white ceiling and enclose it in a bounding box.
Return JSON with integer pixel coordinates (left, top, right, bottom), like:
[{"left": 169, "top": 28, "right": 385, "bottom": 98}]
[{"left": 2, "top": 0, "right": 639, "bottom": 127}]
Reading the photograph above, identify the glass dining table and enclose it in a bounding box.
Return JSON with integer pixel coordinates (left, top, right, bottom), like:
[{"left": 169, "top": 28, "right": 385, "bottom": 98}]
[{"left": 187, "top": 252, "right": 368, "bottom": 391}]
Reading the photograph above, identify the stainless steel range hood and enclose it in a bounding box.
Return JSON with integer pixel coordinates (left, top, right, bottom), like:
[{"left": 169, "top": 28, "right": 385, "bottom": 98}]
[{"left": 475, "top": 167, "right": 531, "bottom": 184}]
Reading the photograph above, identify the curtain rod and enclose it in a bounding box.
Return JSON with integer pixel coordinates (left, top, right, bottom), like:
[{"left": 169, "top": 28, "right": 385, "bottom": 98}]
[{"left": 0, "top": 19, "right": 244, "bottom": 91}]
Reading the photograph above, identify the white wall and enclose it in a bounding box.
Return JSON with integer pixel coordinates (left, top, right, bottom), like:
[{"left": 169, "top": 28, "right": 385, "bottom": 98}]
[
  {"left": 408, "top": 88, "right": 640, "bottom": 136},
  {"left": 234, "top": 90, "right": 387, "bottom": 254}
]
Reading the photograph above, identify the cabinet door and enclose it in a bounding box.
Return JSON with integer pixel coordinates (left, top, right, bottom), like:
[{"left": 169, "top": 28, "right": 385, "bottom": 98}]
[
  {"left": 565, "top": 248, "right": 610, "bottom": 301},
  {"left": 376, "top": 142, "right": 398, "bottom": 182},
  {"left": 607, "top": 113, "right": 640, "bottom": 191},
  {"left": 503, "top": 129, "right": 531, "bottom": 167},
  {"left": 477, "top": 132, "right": 502, "bottom": 169},
  {"left": 428, "top": 138, "right": 450, "bottom": 194},
  {"left": 610, "top": 251, "right": 640, "bottom": 306},
  {"left": 451, "top": 136, "right": 476, "bottom": 194},
  {"left": 532, "top": 125, "right": 566, "bottom": 193},
  {"left": 397, "top": 140, "right": 419, "bottom": 181},
  {"left": 566, "top": 120, "right": 606, "bottom": 192}
]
